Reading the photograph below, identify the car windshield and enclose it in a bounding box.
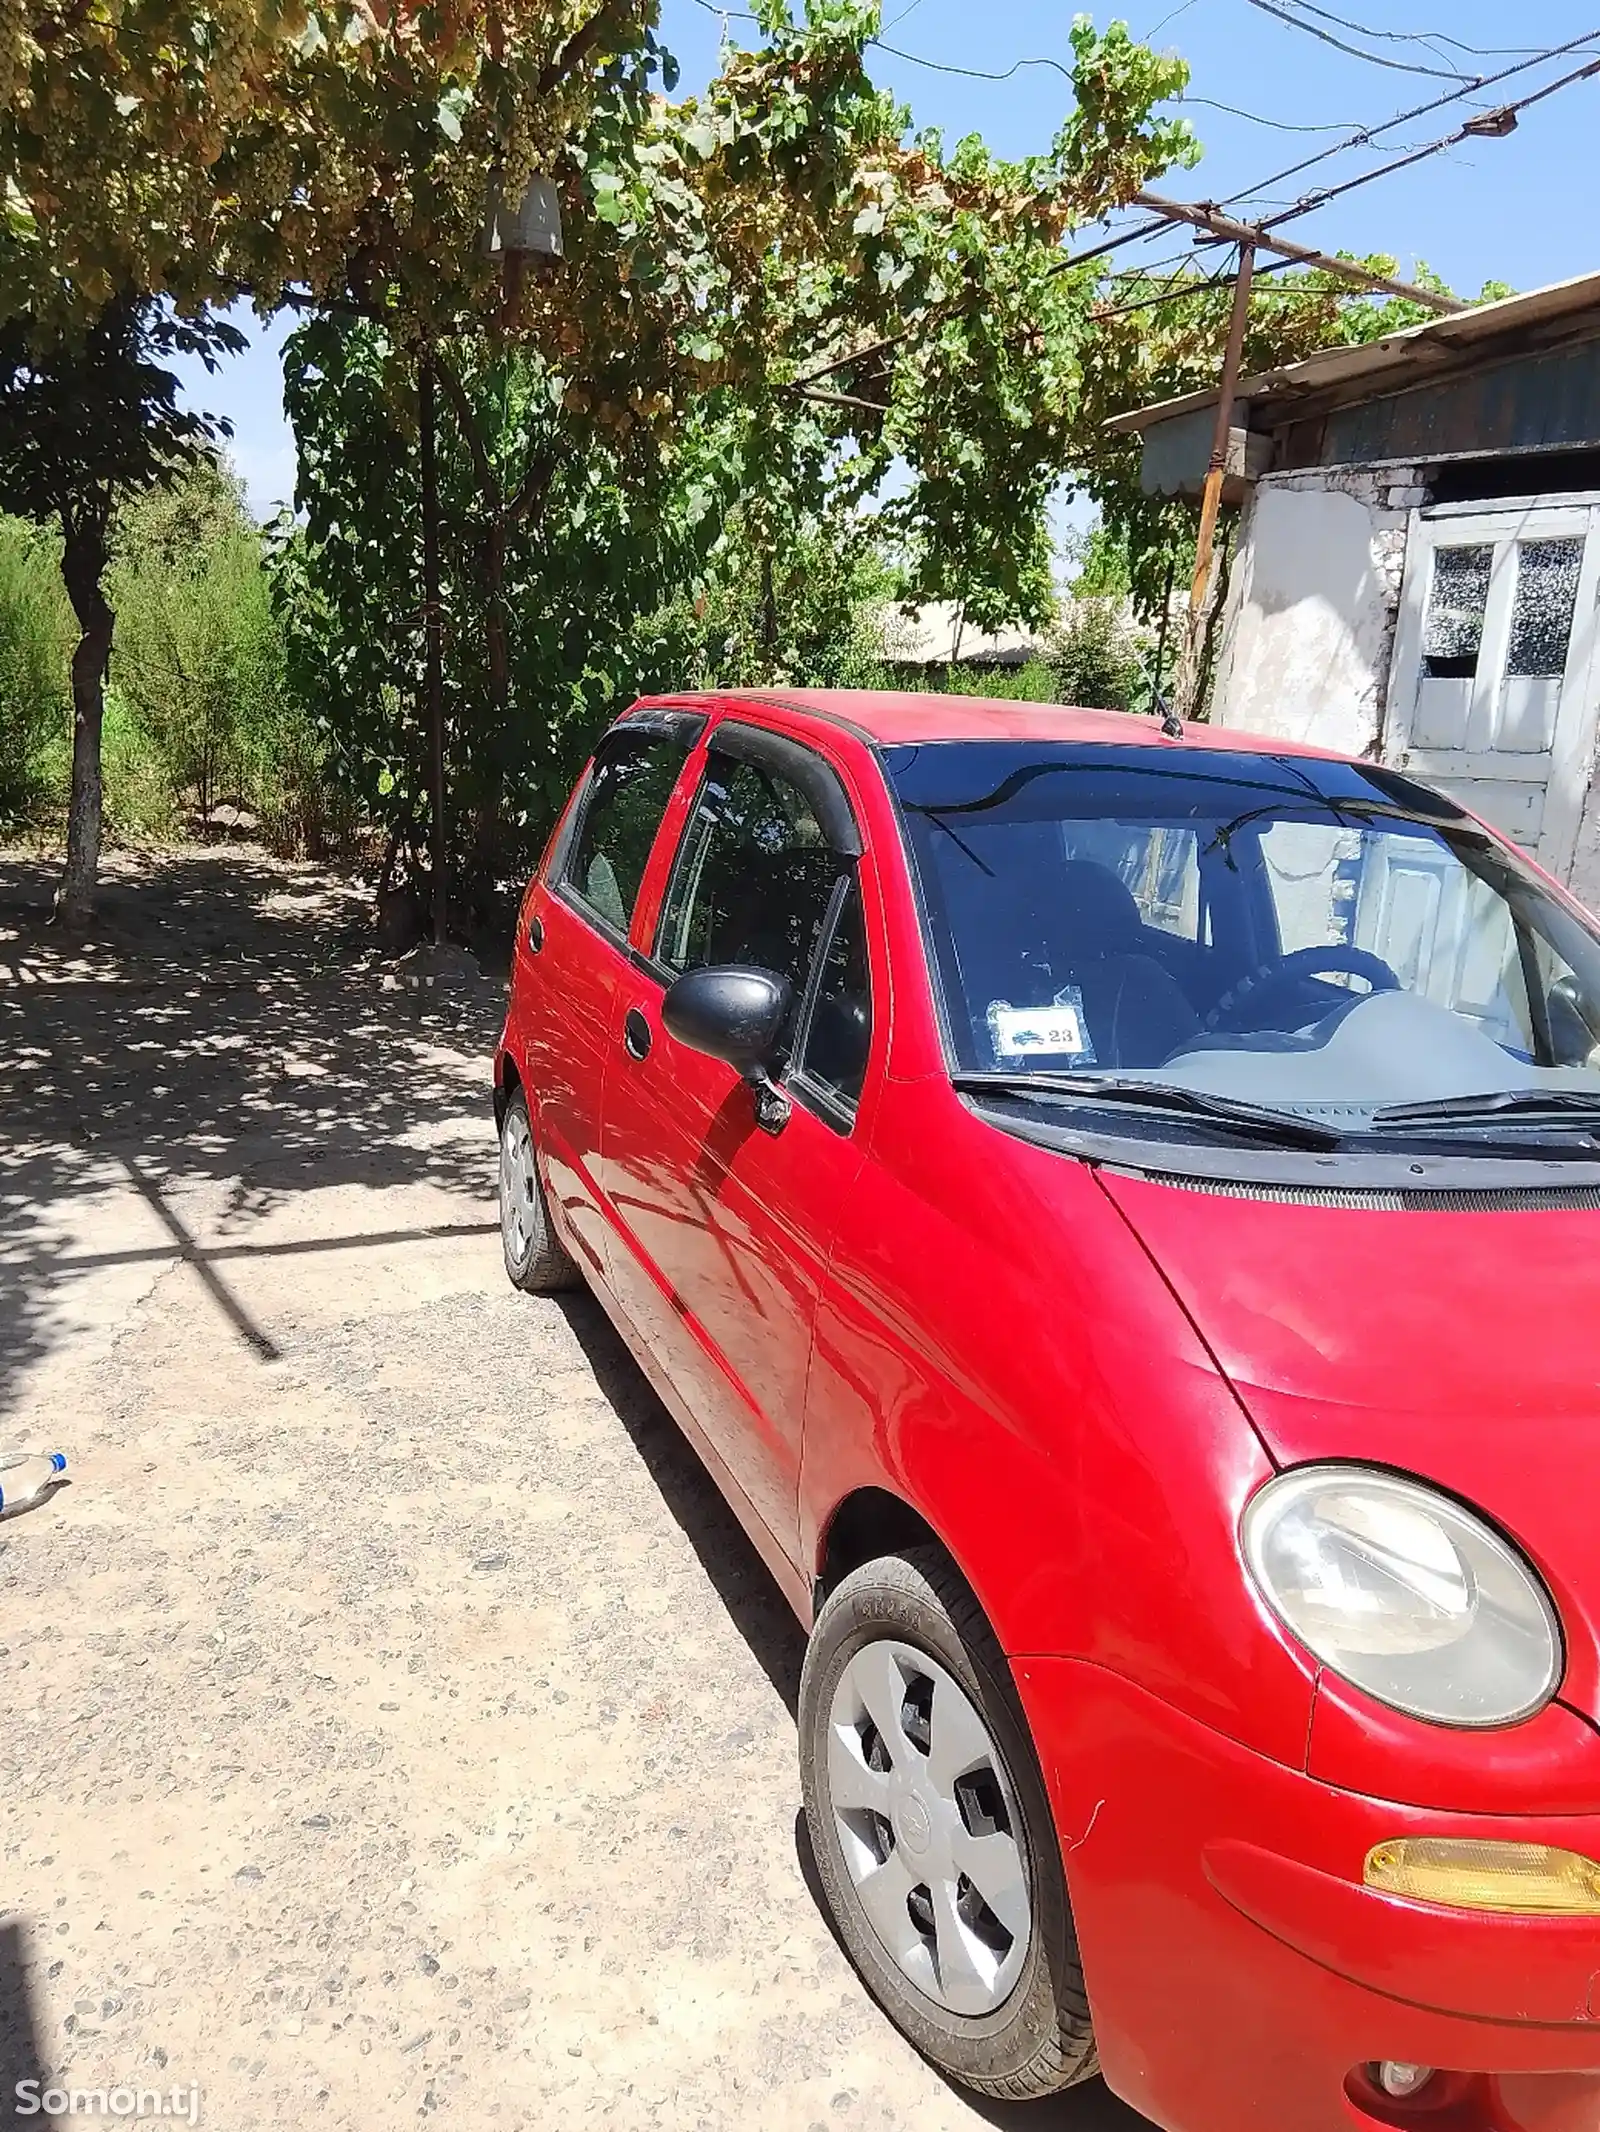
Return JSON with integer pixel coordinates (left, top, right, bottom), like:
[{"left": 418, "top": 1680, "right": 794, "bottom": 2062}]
[{"left": 886, "top": 740, "right": 1600, "bottom": 1144}]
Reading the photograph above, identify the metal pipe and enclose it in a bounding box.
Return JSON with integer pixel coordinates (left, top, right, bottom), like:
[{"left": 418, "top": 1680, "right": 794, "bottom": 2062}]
[{"left": 1190, "top": 242, "right": 1257, "bottom": 619}]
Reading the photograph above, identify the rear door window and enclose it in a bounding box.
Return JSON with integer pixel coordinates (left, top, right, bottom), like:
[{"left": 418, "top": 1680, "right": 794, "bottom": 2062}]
[{"left": 564, "top": 733, "right": 689, "bottom": 935}]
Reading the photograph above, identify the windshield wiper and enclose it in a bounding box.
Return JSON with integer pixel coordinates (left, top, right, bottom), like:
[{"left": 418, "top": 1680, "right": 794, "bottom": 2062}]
[
  {"left": 952, "top": 1072, "right": 1344, "bottom": 1149},
  {"left": 1372, "top": 1089, "right": 1600, "bottom": 1130}
]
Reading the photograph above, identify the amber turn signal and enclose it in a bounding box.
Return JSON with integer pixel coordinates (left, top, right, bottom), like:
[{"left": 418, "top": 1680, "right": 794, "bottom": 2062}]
[{"left": 1365, "top": 1837, "right": 1600, "bottom": 1915}]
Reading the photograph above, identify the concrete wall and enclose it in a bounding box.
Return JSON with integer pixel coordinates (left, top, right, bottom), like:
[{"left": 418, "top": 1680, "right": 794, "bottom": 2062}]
[
  {"left": 1211, "top": 466, "right": 1421, "bottom": 757},
  {"left": 1567, "top": 779, "right": 1600, "bottom": 912}
]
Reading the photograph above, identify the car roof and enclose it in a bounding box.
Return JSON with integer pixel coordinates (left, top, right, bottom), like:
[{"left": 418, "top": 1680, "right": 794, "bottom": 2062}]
[{"left": 630, "top": 688, "right": 1349, "bottom": 761}]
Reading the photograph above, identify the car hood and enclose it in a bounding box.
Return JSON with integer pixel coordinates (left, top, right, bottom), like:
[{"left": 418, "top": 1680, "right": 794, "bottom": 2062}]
[{"left": 1098, "top": 1170, "right": 1600, "bottom": 1713}]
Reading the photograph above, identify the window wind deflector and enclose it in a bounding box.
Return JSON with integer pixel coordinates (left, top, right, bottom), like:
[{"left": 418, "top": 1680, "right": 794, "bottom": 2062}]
[
  {"left": 952, "top": 1073, "right": 1344, "bottom": 1150},
  {"left": 612, "top": 708, "right": 709, "bottom": 750},
  {"left": 709, "top": 722, "right": 863, "bottom": 859}
]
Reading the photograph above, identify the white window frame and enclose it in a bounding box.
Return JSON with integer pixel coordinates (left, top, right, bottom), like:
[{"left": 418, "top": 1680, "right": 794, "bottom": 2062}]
[{"left": 1384, "top": 499, "right": 1600, "bottom": 875}]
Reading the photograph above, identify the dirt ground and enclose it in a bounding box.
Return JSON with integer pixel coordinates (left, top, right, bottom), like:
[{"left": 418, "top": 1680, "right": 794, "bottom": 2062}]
[{"left": 0, "top": 846, "right": 1147, "bottom": 2132}]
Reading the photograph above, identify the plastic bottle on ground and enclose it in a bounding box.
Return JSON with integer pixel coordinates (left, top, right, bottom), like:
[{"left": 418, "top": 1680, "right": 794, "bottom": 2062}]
[{"left": 0, "top": 1451, "right": 67, "bottom": 1512}]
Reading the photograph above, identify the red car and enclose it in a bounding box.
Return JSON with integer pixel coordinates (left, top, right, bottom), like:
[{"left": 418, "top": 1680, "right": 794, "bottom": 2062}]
[{"left": 495, "top": 689, "right": 1600, "bottom": 2132}]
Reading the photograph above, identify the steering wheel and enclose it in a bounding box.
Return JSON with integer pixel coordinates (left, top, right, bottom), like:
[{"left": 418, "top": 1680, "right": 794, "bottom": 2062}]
[{"left": 1203, "top": 944, "right": 1401, "bottom": 1034}]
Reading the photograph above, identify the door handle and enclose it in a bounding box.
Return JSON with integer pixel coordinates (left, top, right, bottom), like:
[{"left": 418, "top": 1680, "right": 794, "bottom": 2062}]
[
  {"left": 527, "top": 913, "right": 545, "bottom": 953},
  {"left": 623, "top": 1007, "right": 653, "bottom": 1060}
]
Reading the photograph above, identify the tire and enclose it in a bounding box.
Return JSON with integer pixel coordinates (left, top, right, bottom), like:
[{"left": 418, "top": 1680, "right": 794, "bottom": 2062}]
[
  {"left": 799, "top": 1545, "right": 1097, "bottom": 2101},
  {"left": 497, "top": 1086, "right": 581, "bottom": 1294}
]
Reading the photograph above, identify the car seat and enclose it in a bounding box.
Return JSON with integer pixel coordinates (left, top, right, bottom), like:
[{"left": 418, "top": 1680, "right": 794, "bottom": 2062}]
[{"left": 1043, "top": 860, "right": 1203, "bottom": 1068}]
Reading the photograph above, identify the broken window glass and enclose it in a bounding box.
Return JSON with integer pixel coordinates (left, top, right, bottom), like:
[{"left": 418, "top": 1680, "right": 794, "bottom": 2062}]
[
  {"left": 1423, "top": 544, "right": 1492, "bottom": 680},
  {"left": 1507, "top": 538, "right": 1583, "bottom": 678}
]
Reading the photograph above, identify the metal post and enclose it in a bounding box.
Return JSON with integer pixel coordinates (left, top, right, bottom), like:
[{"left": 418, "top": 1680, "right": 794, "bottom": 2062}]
[
  {"left": 1174, "top": 243, "right": 1255, "bottom": 721},
  {"left": 418, "top": 351, "right": 447, "bottom": 947},
  {"left": 1192, "top": 241, "right": 1255, "bottom": 615}
]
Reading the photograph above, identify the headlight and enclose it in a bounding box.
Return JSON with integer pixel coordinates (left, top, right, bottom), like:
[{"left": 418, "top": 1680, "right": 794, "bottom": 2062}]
[{"left": 1241, "top": 1466, "right": 1561, "bottom": 1728}]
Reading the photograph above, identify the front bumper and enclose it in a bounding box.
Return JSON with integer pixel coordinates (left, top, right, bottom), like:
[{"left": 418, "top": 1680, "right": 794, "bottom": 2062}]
[{"left": 1014, "top": 1658, "right": 1600, "bottom": 2132}]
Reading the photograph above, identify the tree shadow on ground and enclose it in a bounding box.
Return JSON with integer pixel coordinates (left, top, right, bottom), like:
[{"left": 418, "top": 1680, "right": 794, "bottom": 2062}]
[
  {"left": 555, "top": 1286, "right": 805, "bottom": 1715},
  {"left": 0, "top": 848, "right": 504, "bottom": 1424},
  {"left": 557, "top": 1290, "right": 1154, "bottom": 2131}
]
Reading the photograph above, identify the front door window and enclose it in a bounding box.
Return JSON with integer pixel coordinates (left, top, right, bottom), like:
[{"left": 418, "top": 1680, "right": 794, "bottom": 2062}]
[{"left": 655, "top": 754, "right": 843, "bottom": 1000}]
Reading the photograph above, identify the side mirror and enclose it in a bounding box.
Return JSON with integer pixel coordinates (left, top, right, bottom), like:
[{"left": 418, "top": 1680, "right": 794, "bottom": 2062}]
[
  {"left": 1548, "top": 974, "right": 1600, "bottom": 1066},
  {"left": 662, "top": 965, "right": 794, "bottom": 1133}
]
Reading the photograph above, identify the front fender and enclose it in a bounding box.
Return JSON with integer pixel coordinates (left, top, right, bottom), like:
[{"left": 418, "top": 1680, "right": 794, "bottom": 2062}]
[{"left": 799, "top": 1078, "right": 1315, "bottom": 1771}]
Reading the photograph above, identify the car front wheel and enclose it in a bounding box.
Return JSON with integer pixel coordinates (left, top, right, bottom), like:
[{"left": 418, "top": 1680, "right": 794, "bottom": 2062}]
[
  {"left": 798, "top": 1545, "right": 1097, "bottom": 2100},
  {"left": 498, "top": 1086, "right": 580, "bottom": 1294}
]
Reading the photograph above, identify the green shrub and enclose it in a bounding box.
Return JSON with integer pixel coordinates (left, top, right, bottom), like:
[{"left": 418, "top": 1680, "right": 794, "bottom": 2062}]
[
  {"left": 0, "top": 516, "right": 73, "bottom": 823},
  {"left": 100, "top": 689, "right": 177, "bottom": 839},
  {"left": 1051, "top": 597, "right": 1149, "bottom": 712},
  {"left": 113, "top": 471, "right": 278, "bottom": 829},
  {"left": 938, "top": 656, "right": 1060, "bottom": 703}
]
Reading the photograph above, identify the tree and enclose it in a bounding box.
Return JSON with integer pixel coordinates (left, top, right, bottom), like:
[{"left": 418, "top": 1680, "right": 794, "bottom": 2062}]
[
  {"left": 275, "top": 315, "right": 729, "bottom": 908},
  {"left": 663, "top": 13, "right": 1196, "bottom": 630},
  {"left": 0, "top": 0, "right": 673, "bottom": 913},
  {"left": 2, "top": 0, "right": 1206, "bottom": 916},
  {"left": 265, "top": 4, "right": 1202, "bottom": 930},
  {"left": 0, "top": 0, "right": 669, "bottom": 325},
  {"left": 0, "top": 301, "right": 240, "bottom": 919}
]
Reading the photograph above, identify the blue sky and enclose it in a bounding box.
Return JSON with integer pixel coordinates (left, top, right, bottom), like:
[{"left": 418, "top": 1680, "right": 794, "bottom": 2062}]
[{"left": 181, "top": 0, "right": 1598, "bottom": 518}]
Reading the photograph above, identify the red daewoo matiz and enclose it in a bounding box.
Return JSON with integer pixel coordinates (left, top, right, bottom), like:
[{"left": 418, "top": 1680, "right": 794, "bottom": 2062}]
[{"left": 495, "top": 689, "right": 1600, "bottom": 2132}]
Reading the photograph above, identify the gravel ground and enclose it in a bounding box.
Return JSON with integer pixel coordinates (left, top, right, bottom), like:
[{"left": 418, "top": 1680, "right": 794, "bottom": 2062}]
[{"left": 0, "top": 847, "right": 1146, "bottom": 2132}]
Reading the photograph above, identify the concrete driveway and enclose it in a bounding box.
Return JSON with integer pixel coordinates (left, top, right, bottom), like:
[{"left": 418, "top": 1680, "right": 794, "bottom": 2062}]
[{"left": 0, "top": 849, "right": 1150, "bottom": 2132}]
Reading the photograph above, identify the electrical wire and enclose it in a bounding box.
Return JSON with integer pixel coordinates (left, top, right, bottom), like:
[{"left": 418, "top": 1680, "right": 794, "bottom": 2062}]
[
  {"left": 1101, "top": 254, "right": 1229, "bottom": 313},
  {"left": 1090, "top": 251, "right": 1335, "bottom": 322},
  {"left": 1179, "top": 95, "right": 1374, "bottom": 131},
  {"left": 1057, "top": 48, "right": 1600, "bottom": 295},
  {"left": 1255, "top": 50, "right": 1600, "bottom": 231},
  {"left": 1245, "top": 0, "right": 1472, "bottom": 80},
  {"left": 870, "top": 41, "right": 1072, "bottom": 83},
  {"left": 1107, "top": 246, "right": 1231, "bottom": 278},
  {"left": 1274, "top": 2, "right": 1558, "bottom": 64},
  {"left": 1220, "top": 27, "right": 1600, "bottom": 210},
  {"left": 1093, "top": 274, "right": 1231, "bottom": 321},
  {"left": 1141, "top": 0, "right": 1203, "bottom": 38}
]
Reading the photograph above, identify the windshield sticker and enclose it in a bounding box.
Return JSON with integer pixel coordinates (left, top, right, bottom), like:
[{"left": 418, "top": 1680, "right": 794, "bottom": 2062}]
[{"left": 988, "top": 991, "right": 1095, "bottom": 1064}]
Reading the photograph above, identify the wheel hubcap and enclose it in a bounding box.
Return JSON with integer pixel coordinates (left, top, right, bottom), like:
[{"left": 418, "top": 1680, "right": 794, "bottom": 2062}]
[
  {"left": 499, "top": 1111, "right": 538, "bottom": 1263},
  {"left": 825, "top": 1639, "right": 1032, "bottom": 2016}
]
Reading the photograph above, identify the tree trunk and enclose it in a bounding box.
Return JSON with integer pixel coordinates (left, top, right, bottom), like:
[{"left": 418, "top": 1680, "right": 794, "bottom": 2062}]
[
  {"left": 56, "top": 515, "right": 114, "bottom": 927},
  {"left": 760, "top": 547, "right": 778, "bottom": 663},
  {"left": 418, "top": 353, "right": 448, "bottom": 947},
  {"left": 485, "top": 515, "right": 509, "bottom": 732}
]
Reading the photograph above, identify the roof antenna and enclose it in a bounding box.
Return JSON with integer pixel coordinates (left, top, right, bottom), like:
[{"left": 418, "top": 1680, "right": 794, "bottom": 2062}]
[
  {"left": 1144, "top": 554, "right": 1183, "bottom": 738},
  {"left": 1133, "top": 634, "right": 1184, "bottom": 740}
]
